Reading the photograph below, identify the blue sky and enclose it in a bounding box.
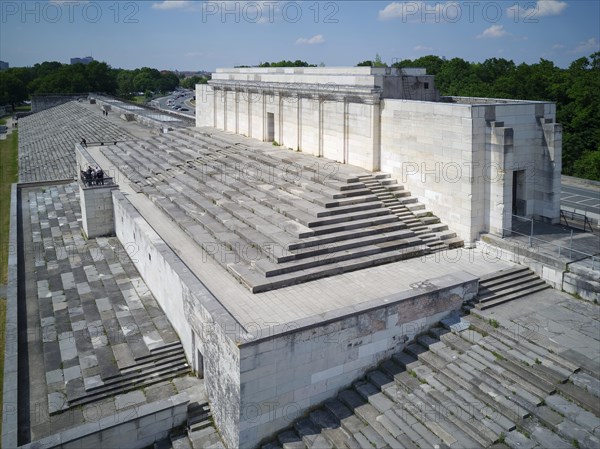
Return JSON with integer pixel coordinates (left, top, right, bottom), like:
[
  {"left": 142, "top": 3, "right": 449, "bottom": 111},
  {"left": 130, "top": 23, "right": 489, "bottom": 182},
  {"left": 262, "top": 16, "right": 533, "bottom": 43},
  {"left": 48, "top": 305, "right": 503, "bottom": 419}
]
[{"left": 1, "top": 1, "right": 598, "bottom": 70}]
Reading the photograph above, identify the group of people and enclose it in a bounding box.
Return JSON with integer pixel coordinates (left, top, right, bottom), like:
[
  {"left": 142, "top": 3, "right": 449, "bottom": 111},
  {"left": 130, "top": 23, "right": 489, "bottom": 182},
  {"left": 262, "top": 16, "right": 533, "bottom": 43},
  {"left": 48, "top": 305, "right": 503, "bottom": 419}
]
[
  {"left": 80, "top": 166, "right": 104, "bottom": 186},
  {"left": 102, "top": 109, "right": 109, "bottom": 116}
]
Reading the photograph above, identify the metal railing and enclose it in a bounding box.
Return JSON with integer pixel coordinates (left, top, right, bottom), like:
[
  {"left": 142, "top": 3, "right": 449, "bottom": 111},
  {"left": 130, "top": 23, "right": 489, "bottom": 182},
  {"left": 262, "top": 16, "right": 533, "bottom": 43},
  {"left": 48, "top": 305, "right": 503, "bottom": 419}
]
[
  {"left": 79, "top": 175, "right": 115, "bottom": 188},
  {"left": 501, "top": 214, "right": 599, "bottom": 269},
  {"left": 560, "top": 208, "right": 595, "bottom": 232}
]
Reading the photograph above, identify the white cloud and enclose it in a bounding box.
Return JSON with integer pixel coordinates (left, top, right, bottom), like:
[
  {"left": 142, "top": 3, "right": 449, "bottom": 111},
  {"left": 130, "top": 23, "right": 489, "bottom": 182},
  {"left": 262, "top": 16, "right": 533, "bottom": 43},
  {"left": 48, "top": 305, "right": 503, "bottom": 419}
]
[
  {"left": 378, "top": 2, "right": 405, "bottom": 20},
  {"left": 414, "top": 45, "right": 433, "bottom": 52},
  {"left": 571, "top": 37, "right": 600, "bottom": 54},
  {"left": 378, "top": 2, "right": 451, "bottom": 22},
  {"left": 507, "top": 0, "right": 568, "bottom": 18},
  {"left": 552, "top": 43, "right": 566, "bottom": 50},
  {"left": 152, "top": 1, "right": 193, "bottom": 10},
  {"left": 536, "top": 0, "right": 568, "bottom": 16},
  {"left": 49, "top": 0, "right": 89, "bottom": 4},
  {"left": 477, "top": 25, "right": 507, "bottom": 39},
  {"left": 295, "top": 34, "right": 325, "bottom": 45}
]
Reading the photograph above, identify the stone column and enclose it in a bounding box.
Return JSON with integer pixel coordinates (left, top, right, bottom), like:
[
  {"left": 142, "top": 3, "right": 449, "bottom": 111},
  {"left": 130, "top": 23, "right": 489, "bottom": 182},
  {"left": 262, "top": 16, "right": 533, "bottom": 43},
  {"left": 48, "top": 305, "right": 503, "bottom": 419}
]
[
  {"left": 370, "top": 101, "right": 381, "bottom": 171},
  {"left": 488, "top": 122, "right": 513, "bottom": 235},
  {"left": 541, "top": 121, "right": 562, "bottom": 223},
  {"left": 343, "top": 99, "right": 349, "bottom": 164}
]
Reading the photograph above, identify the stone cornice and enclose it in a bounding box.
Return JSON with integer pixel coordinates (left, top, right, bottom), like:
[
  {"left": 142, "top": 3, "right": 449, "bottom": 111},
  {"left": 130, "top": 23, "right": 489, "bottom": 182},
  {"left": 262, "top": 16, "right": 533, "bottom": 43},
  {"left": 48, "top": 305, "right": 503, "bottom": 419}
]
[{"left": 208, "top": 80, "right": 382, "bottom": 104}]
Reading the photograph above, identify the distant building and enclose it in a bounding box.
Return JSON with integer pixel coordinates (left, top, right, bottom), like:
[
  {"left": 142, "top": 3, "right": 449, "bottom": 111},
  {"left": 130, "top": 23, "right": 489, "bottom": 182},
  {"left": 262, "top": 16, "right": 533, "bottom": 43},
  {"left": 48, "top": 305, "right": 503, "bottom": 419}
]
[
  {"left": 70, "top": 56, "right": 94, "bottom": 65},
  {"left": 0, "top": 60, "right": 9, "bottom": 71}
]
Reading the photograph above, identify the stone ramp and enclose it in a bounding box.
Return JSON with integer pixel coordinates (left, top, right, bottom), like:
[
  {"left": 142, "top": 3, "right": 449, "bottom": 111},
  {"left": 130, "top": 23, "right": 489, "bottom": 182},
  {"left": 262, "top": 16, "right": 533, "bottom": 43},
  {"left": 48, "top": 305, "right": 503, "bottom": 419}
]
[
  {"left": 262, "top": 307, "right": 600, "bottom": 449},
  {"left": 18, "top": 100, "right": 133, "bottom": 182},
  {"left": 22, "top": 183, "right": 190, "bottom": 424},
  {"left": 101, "top": 128, "right": 462, "bottom": 292}
]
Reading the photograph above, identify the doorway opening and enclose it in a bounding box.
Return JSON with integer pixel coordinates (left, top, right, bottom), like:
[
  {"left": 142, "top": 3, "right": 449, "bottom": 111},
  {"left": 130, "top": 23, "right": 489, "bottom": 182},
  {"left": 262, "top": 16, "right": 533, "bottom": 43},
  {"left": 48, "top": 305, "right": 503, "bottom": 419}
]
[
  {"left": 266, "top": 112, "right": 275, "bottom": 142},
  {"left": 512, "top": 170, "right": 526, "bottom": 216}
]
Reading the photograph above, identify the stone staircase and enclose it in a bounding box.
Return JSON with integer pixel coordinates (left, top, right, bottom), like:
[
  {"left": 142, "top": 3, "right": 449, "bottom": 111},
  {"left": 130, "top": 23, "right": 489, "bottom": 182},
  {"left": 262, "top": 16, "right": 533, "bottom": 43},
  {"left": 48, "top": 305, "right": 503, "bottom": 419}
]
[
  {"left": 357, "top": 174, "right": 464, "bottom": 252},
  {"left": 476, "top": 267, "right": 550, "bottom": 310},
  {"left": 155, "top": 401, "right": 225, "bottom": 449},
  {"left": 101, "top": 128, "right": 464, "bottom": 292},
  {"left": 261, "top": 312, "right": 599, "bottom": 449},
  {"left": 67, "top": 342, "right": 190, "bottom": 408}
]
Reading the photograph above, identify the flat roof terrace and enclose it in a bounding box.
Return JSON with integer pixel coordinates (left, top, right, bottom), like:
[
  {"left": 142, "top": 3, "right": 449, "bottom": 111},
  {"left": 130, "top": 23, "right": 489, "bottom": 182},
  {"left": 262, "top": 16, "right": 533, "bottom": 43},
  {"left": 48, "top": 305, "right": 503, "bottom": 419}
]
[{"left": 86, "top": 127, "right": 514, "bottom": 335}]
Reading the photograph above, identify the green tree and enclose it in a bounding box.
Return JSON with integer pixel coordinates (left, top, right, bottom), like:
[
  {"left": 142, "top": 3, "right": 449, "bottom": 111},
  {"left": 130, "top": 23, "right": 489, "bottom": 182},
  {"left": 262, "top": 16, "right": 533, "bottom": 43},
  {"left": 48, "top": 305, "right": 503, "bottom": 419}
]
[{"left": 0, "top": 72, "right": 28, "bottom": 107}]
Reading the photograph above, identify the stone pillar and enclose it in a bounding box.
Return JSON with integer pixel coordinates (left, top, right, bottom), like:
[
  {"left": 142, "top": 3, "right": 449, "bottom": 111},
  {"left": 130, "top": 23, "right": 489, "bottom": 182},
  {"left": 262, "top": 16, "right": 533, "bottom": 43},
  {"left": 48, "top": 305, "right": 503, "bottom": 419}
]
[
  {"left": 541, "top": 121, "right": 562, "bottom": 223},
  {"left": 343, "top": 99, "right": 349, "bottom": 164},
  {"left": 80, "top": 181, "right": 119, "bottom": 239},
  {"left": 370, "top": 101, "right": 381, "bottom": 171},
  {"left": 488, "top": 123, "right": 512, "bottom": 236}
]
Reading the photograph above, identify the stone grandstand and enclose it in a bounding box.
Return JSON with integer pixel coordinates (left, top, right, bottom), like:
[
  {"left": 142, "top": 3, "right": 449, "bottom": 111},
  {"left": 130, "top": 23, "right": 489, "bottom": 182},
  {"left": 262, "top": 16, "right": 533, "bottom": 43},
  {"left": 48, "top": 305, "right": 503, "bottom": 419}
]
[
  {"left": 99, "top": 127, "right": 463, "bottom": 292},
  {"left": 262, "top": 294, "right": 600, "bottom": 449},
  {"left": 5, "top": 97, "right": 599, "bottom": 449},
  {"left": 18, "top": 101, "right": 132, "bottom": 182}
]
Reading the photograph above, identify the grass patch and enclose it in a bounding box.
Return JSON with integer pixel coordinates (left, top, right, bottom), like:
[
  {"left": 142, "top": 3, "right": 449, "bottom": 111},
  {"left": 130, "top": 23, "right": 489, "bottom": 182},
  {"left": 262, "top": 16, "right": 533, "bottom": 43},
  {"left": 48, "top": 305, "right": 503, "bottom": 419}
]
[
  {"left": 1, "top": 129, "right": 18, "bottom": 284},
  {"left": 0, "top": 298, "right": 5, "bottom": 436},
  {"left": 488, "top": 318, "right": 499, "bottom": 329},
  {"left": 14, "top": 104, "right": 31, "bottom": 112},
  {"left": 131, "top": 95, "right": 147, "bottom": 105},
  {"left": 492, "top": 351, "right": 505, "bottom": 361}
]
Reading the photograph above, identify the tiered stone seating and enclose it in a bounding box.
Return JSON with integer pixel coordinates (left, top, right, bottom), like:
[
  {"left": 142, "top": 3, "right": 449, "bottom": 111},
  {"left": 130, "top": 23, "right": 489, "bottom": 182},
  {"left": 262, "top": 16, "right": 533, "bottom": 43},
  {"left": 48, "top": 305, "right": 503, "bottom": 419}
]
[
  {"left": 263, "top": 312, "right": 600, "bottom": 449},
  {"left": 102, "top": 129, "right": 467, "bottom": 292},
  {"left": 18, "top": 101, "right": 132, "bottom": 182}
]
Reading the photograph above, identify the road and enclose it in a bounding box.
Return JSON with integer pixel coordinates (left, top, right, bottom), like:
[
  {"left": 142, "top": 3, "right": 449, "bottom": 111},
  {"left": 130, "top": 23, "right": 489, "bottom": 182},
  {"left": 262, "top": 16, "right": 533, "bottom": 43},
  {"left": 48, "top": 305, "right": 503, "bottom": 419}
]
[
  {"left": 561, "top": 183, "right": 600, "bottom": 219},
  {"left": 155, "top": 89, "right": 195, "bottom": 117}
]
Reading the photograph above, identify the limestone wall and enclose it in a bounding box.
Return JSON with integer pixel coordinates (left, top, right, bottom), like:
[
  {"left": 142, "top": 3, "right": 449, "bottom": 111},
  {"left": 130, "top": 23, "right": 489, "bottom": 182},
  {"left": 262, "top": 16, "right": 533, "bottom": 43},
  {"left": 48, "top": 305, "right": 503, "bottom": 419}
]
[
  {"left": 196, "top": 84, "right": 380, "bottom": 170},
  {"left": 380, "top": 99, "right": 560, "bottom": 243},
  {"left": 31, "top": 95, "right": 86, "bottom": 113},
  {"left": 380, "top": 100, "right": 477, "bottom": 241},
  {"left": 112, "top": 192, "right": 243, "bottom": 448},
  {"left": 17, "top": 393, "right": 189, "bottom": 449},
  {"left": 237, "top": 272, "right": 478, "bottom": 448}
]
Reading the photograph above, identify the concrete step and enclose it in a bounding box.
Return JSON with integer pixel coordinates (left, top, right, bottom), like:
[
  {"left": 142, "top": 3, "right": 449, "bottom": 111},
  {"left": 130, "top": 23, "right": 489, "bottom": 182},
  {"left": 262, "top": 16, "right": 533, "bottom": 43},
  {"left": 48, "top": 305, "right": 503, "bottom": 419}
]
[
  {"left": 254, "top": 236, "right": 424, "bottom": 277},
  {"left": 478, "top": 276, "right": 548, "bottom": 299},
  {"left": 307, "top": 208, "right": 392, "bottom": 228},
  {"left": 315, "top": 200, "right": 385, "bottom": 217},
  {"left": 476, "top": 282, "right": 551, "bottom": 309},
  {"left": 289, "top": 229, "right": 416, "bottom": 260},
  {"left": 230, "top": 244, "right": 429, "bottom": 293},
  {"left": 479, "top": 266, "right": 529, "bottom": 283},
  {"left": 309, "top": 214, "right": 400, "bottom": 236},
  {"left": 288, "top": 221, "right": 409, "bottom": 250}
]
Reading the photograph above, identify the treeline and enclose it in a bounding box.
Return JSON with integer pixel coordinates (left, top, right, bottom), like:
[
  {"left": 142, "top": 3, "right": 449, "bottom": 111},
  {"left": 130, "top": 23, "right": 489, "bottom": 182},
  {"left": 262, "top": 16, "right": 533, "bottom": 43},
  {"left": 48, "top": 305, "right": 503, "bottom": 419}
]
[
  {"left": 386, "top": 54, "right": 600, "bottom": 180},
  {"left": 0, "top": 61, "right": 191, "bottom": 105}
]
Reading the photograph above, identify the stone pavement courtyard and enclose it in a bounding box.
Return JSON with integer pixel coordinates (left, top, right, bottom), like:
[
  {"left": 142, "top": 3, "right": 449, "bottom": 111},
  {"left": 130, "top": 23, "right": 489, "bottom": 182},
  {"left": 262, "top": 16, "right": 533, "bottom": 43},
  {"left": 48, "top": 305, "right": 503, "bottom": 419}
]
[{"left": 18, "top": 182, "right": 204, "bottom": 443}]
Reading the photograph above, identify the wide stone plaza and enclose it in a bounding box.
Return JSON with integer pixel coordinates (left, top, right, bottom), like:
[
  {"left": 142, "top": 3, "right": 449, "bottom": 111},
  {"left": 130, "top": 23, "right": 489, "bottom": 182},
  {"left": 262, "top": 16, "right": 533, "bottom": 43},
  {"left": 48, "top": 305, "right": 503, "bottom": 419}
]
[{"left": 3, "top": 66, "right": 599, "bottom": 449}]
